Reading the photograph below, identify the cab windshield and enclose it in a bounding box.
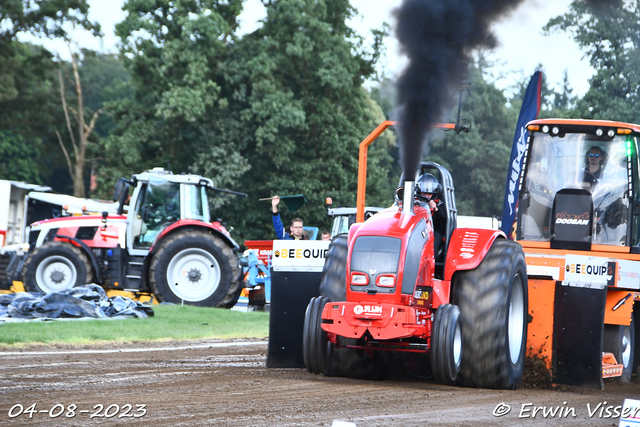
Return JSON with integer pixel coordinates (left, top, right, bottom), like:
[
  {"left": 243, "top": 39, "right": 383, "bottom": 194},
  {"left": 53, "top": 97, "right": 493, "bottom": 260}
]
[{"left": 520, "top": 132, "right": 631, "bottom": 246}]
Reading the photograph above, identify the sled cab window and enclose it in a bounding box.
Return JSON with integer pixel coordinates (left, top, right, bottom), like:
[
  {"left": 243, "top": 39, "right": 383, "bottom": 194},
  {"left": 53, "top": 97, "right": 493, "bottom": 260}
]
[{"left": 521, "top": 131, "right": 632, "bottom": 246}]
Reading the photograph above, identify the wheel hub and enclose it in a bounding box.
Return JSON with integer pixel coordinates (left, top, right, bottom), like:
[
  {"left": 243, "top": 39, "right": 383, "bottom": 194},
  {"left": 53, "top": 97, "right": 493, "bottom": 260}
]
[
  {"left": 167, "top": 248, "right": 221, "bottom": 302},
  {"left": 622, "top": 331, "right": 631, "bottom": 367},
  {"left": 508, "top": 274, "right": 525, "bottom": 365},
  {"left": 50, "top": 270, "right": 65, "bottom": 284},
  {"left": 34, "top": 255, "right": 78, "bottom": 293},
  {"left": 187, "top": 268, "right": 202, "bottom": 283}
]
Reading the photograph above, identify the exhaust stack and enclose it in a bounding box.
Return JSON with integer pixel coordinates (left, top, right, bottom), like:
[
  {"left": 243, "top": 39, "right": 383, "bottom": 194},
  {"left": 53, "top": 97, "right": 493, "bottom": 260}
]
[{"left": 402, "top": 180, "right": 414, "bottom": 215}]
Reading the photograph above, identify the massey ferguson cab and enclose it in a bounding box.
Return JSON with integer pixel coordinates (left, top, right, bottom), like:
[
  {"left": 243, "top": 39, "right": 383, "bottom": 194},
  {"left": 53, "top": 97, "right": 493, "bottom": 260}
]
[
  {"left": 517, "top": 119, "right": 639, "bottom": 388},
  {"left": 303, "top": 122, "right": 529, "bottom": 389},
  {"left": 5, "top": 168, "right": 247, "bottom": 308}
]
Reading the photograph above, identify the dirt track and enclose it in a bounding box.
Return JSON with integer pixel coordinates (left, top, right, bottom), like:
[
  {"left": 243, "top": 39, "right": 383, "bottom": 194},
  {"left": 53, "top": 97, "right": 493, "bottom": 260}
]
[{"left": 0, "top": 339, "right": 638, "bottom": 426}]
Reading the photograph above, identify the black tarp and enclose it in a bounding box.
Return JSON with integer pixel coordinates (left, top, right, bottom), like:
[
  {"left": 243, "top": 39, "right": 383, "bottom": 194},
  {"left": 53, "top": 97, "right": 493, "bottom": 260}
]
[{"left": 0, "top": 285, "right": 154, "bottom": 319}]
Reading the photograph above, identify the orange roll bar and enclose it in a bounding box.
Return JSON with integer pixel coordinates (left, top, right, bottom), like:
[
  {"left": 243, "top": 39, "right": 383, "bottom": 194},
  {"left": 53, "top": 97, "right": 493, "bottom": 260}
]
[{"left": 356, "top": 121, "right": 456, "bottom": 223}]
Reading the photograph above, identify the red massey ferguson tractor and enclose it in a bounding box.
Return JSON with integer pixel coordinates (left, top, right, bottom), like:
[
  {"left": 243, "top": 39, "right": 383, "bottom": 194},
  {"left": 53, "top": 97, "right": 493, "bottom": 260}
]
[
  {"left": 303, "top": 121, "right": 528, "bottom": 389},
  {"left": 8, "top": 168, "right": 247, "bottom": 308}
]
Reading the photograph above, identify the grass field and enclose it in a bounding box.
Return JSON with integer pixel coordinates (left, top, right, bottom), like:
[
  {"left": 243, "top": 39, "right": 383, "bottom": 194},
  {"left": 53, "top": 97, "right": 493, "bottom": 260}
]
[{"left": 0, "top": 305, "right": 270, "bottom": 347}]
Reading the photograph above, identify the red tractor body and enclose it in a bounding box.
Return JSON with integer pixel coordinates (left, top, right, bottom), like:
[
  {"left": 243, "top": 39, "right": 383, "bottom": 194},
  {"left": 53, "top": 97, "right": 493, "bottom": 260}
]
[
  {"left": 6, "top": 168, "right": 247, "bottom": 308},
  {"left": 321, "top": 201, "right": 505, "bottom": 345},
  {"left": 303, "top": 122, "right": 528, "bottom": 389}
]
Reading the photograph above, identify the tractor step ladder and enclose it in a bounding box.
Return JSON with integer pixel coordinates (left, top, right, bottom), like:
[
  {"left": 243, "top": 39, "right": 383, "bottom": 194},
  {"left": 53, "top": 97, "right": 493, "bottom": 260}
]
[{"left": 123, "top": 256, "right": 145, "bottom": 290}]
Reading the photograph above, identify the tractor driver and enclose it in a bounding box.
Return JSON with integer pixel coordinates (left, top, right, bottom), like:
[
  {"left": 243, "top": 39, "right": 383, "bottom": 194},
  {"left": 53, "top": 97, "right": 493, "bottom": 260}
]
[
  {"left": 583, "top": 145, "right": 606, "bottom": 187},
  {"left": 271, "top": 195, "right": 307, "bottom": 240},
  {"left": 417, "top": 173, "right": 446, "bottom": 257}
]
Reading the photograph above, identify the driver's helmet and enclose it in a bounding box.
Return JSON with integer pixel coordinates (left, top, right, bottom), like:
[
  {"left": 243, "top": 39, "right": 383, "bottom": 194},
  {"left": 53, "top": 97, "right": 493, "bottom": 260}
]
[{"left": 416, "top": 173, "right": 441, "bottom": 196}]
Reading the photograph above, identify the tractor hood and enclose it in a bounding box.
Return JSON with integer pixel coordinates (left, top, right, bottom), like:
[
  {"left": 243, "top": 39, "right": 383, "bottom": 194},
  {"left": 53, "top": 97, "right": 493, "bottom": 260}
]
[{"left": 346, "top": 204, "right": 433, "bottom": 304}]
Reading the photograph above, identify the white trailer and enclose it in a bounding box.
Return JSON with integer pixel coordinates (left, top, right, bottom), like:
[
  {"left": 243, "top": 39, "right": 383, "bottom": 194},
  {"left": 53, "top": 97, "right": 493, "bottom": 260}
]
[{"left": 0, "top": 180, "right": 51, "bottom": 247}]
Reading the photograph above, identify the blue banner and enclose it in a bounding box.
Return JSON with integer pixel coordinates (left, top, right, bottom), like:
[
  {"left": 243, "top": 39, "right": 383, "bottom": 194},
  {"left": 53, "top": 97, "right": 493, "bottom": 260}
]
[{"left": 501, "top": 71, "right": 542, "bottom": 239}]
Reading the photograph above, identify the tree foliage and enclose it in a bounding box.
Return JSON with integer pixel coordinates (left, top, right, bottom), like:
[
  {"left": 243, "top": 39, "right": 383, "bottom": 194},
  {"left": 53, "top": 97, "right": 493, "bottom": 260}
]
[
  {"left": 427, "top": 61, "right": 516, "bottom": 217},
  {"left": 14, "top": 0, "right": 640, "bottom": 236},
  {"left": 98, "top": 0, "right": 249, "bottom": 197},
  {"left": 217, "top": 0, "right": 392, "bottom": 240},
  {"left": 0, "top": 41, "right": 58, "bottom": 183},
  {"left": 545, "top": 0, "right": 640, "bottom": 122},
  {"left": 0, "top": 0, "right": 98, "bottom": 43}
]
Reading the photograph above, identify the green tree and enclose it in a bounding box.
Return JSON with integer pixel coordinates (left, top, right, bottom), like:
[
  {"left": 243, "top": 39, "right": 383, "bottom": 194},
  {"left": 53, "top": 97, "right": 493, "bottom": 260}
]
[
  {"left": 78, "top": 50, "right": 131, "bottom": 140},
  {"left": 98, "top": 0, "right": 249, "bottom": 198},
  {"left": 218, "top": 0, "right": 392, "bottom": 241},
  {"left": 0, "top": 42, "right": 59, "bottom": 183},
  {"left": 552, "top": 70, "right": 577, "bottom": 114},
  {"left": 545, "top": 0, "right": 640, "bottom": 122},
  {"left": 428, "top": 60, "right": 516, "bottom": 217},
  {"left": 0, "top": 130, "right": 40, "bottom": 182},
  {"left": 0, "top": 0, "right": 97, "bottom": 43}
]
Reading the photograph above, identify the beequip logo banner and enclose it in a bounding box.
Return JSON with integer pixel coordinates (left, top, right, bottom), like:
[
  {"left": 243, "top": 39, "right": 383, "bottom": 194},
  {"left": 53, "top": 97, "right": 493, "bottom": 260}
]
[{"left": 501, "top": 71, "right": 542, "bottom": 239}]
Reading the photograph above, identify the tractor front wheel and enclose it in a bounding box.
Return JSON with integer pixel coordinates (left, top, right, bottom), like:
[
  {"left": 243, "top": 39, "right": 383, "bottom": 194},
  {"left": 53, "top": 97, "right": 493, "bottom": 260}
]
[
  {"left": 603, "top": 316, "right": 635, "bottom": 384},
  {"left": 22, "top": 242, "right": 90, "bottom": 293},
  {"left": 430, "top": 303, "right": 462, "bottom": 385},
  {"left": 149, "top": 230, "right": 241, "bottom": 307},
  {"left": 303, "top": 296, "right": 330, "bottom": 374},
  {"left": 454, "top": 239, "right": 528, "bottom": 389}
]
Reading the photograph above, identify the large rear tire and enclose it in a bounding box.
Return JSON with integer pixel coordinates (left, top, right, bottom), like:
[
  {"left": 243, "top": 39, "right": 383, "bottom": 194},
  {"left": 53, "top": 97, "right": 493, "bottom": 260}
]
[
  {"left": 603, "top": 316, "right": 635, "bottom": 384},
  {"left": 430, "top": 303, "right": 462, "bottom": 385},
  {"left": 149, "top": 230, "right": 241, "bottom": 307},
  {"left": 22, "top": 242, "right": 89, "bottom": 293},
  {"left": 453, "top": 239, "right": 528, "bottom": 389}
]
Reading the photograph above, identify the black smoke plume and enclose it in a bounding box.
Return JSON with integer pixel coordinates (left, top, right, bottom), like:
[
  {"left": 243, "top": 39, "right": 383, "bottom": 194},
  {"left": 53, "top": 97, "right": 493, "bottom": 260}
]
[{"left": 394, "top": 0, "right": 525, "bottom": 181}]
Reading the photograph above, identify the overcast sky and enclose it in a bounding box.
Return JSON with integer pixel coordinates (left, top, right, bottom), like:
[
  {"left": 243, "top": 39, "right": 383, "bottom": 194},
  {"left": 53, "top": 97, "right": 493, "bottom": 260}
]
[{"left": 21, "top": 0, "right": 594, "bottom": 98}]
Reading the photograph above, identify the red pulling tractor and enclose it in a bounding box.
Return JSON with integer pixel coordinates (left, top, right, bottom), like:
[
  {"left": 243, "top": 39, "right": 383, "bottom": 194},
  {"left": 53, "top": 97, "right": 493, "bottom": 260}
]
[
  {"left": 5, "top": 168, "right": 247, "bottom": 308},
  {"left": 303, "top": 122, "right": 528, "bottom": 389}
]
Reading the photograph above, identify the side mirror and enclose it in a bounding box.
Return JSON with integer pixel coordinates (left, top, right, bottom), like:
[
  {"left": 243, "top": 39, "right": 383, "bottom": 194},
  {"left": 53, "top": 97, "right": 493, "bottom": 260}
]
[
  {"left": 116, "top": 181, "right": 130, "bottom": 216},
  {"left": 113, "top": 180, "right": 124, "bottom": 202},
  {"left": 394, "top": 186, "right": 404, "bottom": 204}
]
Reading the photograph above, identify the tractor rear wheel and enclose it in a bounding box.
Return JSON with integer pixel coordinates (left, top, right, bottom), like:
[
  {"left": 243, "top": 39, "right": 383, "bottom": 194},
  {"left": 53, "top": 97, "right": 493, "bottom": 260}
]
[
  {"left": 149, "top": 230, "right": 241, "bottom": 307},
  {"left": 22, "top": 242, "right": 90, "bottom": 293},
  {"left": 603, "top": 316, "right": 635, "bottom": 383},
  {"left": 319, "top": 234, "right": 348, "bottom": 301},
  {"left": 430, "top": 303, "right": 462, "bottom": 385},
  {"left": 453, "top": 239, "right": 528, "bottom": 389}
]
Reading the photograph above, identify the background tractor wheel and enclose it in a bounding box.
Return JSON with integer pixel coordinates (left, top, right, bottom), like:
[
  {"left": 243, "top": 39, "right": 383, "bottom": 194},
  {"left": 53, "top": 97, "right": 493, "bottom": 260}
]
[
  {"left": 319, "top": 234, "right": 348, "bottom": 301},
  {"left": 430, "top": 304, "right": 462, "bottom": 385},
  {"left": 453, "top": 239, "right": 528, "bottom": 389},
  {"left": 603, "top": 316, "right": 635, "bottom": 383},
  {"left": 22, "top": 242, "right": 89, "bottom": 293},
  {"left": 149, "top": 230, "right": 241, "bottom": 307}
]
